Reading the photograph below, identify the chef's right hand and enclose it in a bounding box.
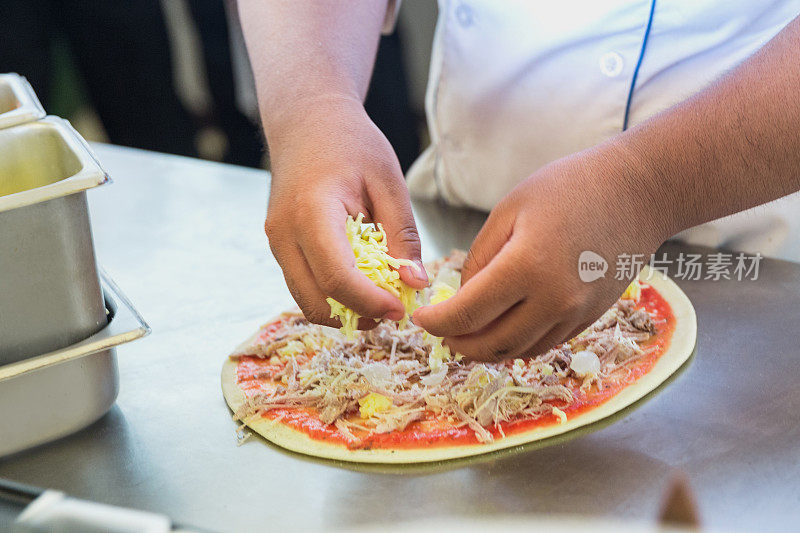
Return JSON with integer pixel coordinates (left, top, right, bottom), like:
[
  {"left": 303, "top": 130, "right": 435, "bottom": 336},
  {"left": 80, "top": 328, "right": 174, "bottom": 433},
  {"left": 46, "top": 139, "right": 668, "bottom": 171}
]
[{"left": 264, "top": 95, "right": 429, "bottom": 329}]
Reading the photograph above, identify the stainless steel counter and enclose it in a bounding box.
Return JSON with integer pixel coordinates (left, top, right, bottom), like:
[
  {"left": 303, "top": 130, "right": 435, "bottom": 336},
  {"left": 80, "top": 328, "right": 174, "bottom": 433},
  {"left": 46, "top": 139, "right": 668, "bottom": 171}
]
[{"left": 1, "top": 144, "right": 799, "bottom": 532}]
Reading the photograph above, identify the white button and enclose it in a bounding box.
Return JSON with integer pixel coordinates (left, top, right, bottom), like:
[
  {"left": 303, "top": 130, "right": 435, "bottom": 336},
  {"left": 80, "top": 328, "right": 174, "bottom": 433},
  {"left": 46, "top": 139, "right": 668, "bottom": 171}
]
[
  {"left": 599, "top": 51, "right": 624, "bottom": 78},
  {"left": 456, "top": 3, "right": 474, "bottom": 27}
]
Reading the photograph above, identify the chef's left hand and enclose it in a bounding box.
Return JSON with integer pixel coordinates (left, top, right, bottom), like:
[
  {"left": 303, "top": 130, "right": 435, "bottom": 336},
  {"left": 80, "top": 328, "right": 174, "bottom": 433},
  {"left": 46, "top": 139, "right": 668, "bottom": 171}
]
[{"left": 413, "top": 144, "right": 669, "bottom": 362}]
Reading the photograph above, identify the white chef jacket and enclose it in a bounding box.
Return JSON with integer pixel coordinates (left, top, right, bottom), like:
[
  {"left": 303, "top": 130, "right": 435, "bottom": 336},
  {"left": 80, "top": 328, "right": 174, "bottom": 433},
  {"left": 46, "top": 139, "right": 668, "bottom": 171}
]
[{"left": 388, "top": 0, "right": 800, "bottom": 261}]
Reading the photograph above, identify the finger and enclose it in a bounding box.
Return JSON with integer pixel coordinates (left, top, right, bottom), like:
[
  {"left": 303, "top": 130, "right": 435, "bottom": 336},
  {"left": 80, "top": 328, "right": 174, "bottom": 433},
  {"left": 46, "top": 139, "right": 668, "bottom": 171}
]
[
  {"left": 523, "top": 321, "right": 575, "bottom": 357},
  {"left": 461, "top": 206, "right": 514, "bottom": 286},
  {"left": 297, "top": 204, "right": 406, "bottom": 321},
  {"left": 270, "top": 236, "right": 340, "bottom": 328},
  {"left": 564, "top": 321, "right": 593, "bottom": 343},
  {"left": 443, "top": 301, "right": 554, "bottom": 362},
  {"left": 397, "top": 261, "right": 428, "bottom": 291},
  {"left": 412, "top": 240, "right": 523, "bottom": 337},
  {"left": 278, "top": 241, "right": 380, "bottom": 330},
  {"left": 367, "top": 173, "right": 429, "bottom": 289}
]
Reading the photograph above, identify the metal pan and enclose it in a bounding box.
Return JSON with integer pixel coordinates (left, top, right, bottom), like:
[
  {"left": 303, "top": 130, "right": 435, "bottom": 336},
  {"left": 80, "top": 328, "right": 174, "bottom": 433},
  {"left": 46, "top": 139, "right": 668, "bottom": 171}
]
[
  {"left": 0, "top": 271, "right": 150, "bottom": 458},
  {"left": 0, "top": 74, "right": 45, "bottom": 130},
  {"left": 0, "top": 117, "right": 110, "bottom": 364}
]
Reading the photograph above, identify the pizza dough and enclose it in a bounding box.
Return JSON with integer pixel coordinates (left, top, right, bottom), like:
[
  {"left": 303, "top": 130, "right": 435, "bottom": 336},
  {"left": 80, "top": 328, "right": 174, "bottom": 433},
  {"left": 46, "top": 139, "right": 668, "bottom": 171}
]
[{"left": 221, "top": 267, "right": 696, "bottom": 463}]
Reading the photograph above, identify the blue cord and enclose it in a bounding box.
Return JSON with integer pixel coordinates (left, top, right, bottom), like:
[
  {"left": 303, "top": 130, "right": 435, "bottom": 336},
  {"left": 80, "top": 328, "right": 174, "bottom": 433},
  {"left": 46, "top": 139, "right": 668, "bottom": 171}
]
[{"left": 622, "top": 0, "right": 657, "bottom": 131}]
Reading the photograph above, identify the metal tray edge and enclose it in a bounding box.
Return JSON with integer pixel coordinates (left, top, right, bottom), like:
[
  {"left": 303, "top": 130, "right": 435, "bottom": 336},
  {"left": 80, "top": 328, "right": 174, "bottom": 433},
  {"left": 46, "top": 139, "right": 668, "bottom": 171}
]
[
  {"left": 0, "top": 74, "right": 46, "bottom": 129},
  {"left": 0, "top": 117, "right": 111, "bottom": 213},
  {"left": 0, "top": 270, "right": 150, "bottom": 382}
]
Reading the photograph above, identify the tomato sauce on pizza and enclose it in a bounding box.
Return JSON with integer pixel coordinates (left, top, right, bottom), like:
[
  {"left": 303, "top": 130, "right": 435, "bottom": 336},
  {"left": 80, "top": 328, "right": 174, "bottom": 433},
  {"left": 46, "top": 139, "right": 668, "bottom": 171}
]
[{"left": 231, "top": 281, "right": 675, "bottom": 450}]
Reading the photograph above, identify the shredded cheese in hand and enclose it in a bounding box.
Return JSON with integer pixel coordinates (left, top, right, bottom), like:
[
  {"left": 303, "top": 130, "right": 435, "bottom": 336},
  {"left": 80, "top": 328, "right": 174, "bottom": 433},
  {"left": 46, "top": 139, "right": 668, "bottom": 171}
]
[
  {"left": 425, "top": 270, "right": 461, "bottom": 368},
  {"left": 327, "top": 213, "right": 465, "bottom": 369},
  {"left": 327, "top": 213, "right": 419, "bottom": 339},
  {"left": 326, "top": 298, "right": 360, "bottom": 340}
]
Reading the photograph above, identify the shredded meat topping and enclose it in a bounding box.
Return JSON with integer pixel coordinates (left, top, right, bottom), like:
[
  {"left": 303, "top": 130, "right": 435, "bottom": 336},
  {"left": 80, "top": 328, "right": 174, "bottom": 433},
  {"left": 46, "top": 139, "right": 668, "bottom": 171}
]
[{"left": 231, "top": 255, "right": 660, "bottom": 446}]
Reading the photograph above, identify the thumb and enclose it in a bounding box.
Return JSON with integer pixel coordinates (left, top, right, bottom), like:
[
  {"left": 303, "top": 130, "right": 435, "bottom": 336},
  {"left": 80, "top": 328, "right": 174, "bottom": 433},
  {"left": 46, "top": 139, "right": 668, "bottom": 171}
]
[{"left": 369, "top": 177, "right": 428, "bottom": 289}]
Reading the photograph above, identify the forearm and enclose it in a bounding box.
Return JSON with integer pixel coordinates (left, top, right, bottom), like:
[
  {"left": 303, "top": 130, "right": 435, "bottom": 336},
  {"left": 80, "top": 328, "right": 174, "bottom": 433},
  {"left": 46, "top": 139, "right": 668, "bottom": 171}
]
[
  {"left": 237, "top": 0, "right": 387, "bottom": 137},
  {"left": 617, "top": 15, "right": 800, "bottom": 240}
]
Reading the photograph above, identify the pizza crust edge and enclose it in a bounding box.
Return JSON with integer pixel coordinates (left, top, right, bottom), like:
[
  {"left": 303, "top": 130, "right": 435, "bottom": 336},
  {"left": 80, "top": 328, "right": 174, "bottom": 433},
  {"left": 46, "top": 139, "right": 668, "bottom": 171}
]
[{"left": 221, "top": 266, "right": 697, "bottom": 464}]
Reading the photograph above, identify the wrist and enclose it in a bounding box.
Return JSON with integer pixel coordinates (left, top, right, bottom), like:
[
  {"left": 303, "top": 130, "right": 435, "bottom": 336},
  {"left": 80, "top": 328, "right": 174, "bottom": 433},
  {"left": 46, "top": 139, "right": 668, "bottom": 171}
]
[
  {"left": 548, "top": 138, "right": 670, "bottom": 258},
  {"left": 263, "top": 92, "right": 365, "bottom": 148},
  {"left": 263, "top": 93, "right": 370, "bottom": 184},
  {"left": 601, "top": 134, "right": 685, "bottom": 245}
]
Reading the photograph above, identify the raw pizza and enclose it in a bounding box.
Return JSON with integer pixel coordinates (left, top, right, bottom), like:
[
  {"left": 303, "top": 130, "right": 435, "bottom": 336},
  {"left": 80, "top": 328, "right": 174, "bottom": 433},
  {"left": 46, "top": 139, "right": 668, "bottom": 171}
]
[{"left": 222, "top": 251, "right": 696, "bottom": 464}]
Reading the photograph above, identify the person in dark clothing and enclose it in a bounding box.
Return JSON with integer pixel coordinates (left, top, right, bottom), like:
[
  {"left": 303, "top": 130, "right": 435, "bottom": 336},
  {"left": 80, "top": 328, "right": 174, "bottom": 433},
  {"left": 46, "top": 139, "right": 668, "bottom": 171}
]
[
  {"left": 187, "top": 0, "right": 263, "bottom": 167},
  {"left": 0, "top": 0, "right": 198, "bottom": 157},
  {"left": 0, "top": 0, "right": 419, "bottom": 170},
  {"left": 365, "top": 29, "right": 421, "bottom": 173}
]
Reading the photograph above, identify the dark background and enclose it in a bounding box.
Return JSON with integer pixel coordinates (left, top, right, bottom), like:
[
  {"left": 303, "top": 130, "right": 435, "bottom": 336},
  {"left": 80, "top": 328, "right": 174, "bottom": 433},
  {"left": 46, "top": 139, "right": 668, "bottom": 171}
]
[{"left": 0, "top": 0, "right": 434, "bottom": 171}]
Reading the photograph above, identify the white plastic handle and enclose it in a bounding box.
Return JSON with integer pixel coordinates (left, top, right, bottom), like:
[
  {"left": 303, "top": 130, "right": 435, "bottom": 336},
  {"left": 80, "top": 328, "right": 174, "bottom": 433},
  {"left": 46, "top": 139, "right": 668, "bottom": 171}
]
[{"left": 17, "top": 490, "right": 173, "bottom": 533}]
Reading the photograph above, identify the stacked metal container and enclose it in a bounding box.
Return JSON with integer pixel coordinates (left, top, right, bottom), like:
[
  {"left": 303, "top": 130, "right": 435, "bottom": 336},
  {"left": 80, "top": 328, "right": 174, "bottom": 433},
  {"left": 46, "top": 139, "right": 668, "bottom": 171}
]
[{"left": 0, "top": 74, "right": 149, "bottom": 456}]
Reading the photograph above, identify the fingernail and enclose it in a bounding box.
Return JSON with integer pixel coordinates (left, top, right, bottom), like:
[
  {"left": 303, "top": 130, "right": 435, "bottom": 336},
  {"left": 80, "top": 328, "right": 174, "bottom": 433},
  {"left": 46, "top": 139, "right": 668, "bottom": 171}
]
[
  {"left": 382, "top": 309, "right": 404, "bottom": 321},
  {"left": 413, "top": 262, "right": 429, "bottom": 283}
]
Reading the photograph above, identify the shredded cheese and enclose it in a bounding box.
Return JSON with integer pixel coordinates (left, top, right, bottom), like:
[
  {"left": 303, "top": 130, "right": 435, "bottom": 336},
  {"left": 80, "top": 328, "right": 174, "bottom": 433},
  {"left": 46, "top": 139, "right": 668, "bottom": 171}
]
[
  {"left": 430, "top": 281, "right": 457, "bottom": 305},
  {"left": 358, "top": 392, "right": 393, "bottom": 419},
  {"left": 427, "top": 337, "right": 452, "bottom": 371},
  {"left": 425, "top": 270, "right": 461, "bottom": 368},
  {"left": 326, "top": 213, "right": 459, "bottom": 369},
  {"left": 326, "top": 298, "right": 360, "bottom": 340},
  {"left": 276, "top": 340, "right": 306, "bottom": 360},
  {"left": 327, "top": 213, "right": 419, "bottom": 339},
  {"left": 552, "top": 406, "right": 568, "bottom": 424},
  {"left": 232, "top": 277, "right": 659, "bottom": 444},
  {"left": 621, "top": 279, "right": 641, "bottom": 301}
]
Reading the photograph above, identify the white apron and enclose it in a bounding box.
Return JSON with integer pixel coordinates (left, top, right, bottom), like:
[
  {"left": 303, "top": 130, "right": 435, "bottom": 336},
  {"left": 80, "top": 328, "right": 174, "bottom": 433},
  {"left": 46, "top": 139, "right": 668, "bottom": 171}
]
[{"left": 400, "top": 0, "right": 800, "bottom": 261}]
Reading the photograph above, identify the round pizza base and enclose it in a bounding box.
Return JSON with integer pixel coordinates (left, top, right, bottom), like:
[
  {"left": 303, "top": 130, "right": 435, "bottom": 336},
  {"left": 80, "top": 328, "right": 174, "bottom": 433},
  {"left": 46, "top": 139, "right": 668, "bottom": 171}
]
[{"left": 221, "top": 267, "right": 696, "bottom": 464}]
